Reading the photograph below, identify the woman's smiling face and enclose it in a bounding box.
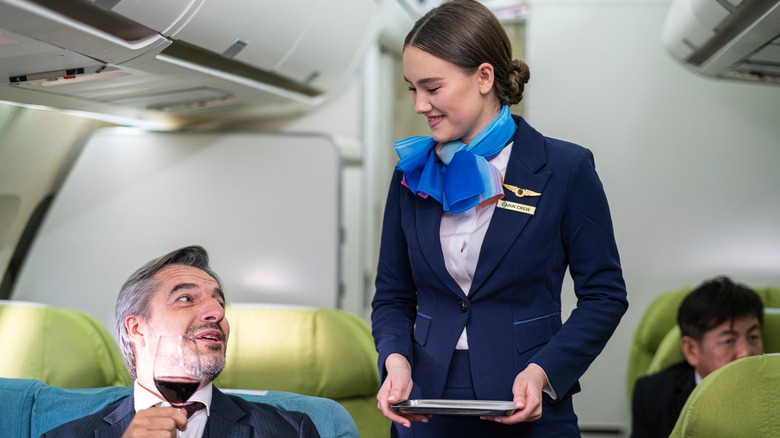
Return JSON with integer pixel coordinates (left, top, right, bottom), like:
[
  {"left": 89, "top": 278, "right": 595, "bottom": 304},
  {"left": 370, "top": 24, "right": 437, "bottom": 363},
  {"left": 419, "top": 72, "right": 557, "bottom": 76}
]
[{"left": 403, "top": 46, "right": 500, "bottom": 145}]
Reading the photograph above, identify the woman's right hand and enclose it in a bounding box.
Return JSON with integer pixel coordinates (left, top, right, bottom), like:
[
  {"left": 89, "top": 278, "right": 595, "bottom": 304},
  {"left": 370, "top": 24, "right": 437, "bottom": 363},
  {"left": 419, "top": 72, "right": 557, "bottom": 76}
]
[{"left": 376, "top": 353, "right": 430, "bottom": 428}]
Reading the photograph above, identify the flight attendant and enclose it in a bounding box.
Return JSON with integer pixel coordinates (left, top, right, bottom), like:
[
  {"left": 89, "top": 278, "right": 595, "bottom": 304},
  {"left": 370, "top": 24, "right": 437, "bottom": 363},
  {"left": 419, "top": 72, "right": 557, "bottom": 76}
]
[{"left": 371, "top": 1, "right": 629, "bottom": 436}]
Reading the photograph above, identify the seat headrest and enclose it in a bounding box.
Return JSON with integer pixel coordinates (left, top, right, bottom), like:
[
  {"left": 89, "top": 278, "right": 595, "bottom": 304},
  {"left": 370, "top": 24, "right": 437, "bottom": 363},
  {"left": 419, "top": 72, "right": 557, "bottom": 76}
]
[
  {"left": 0, "top": 301, "right": 131, "bottom": 388},
  {"left": 213, "top": 306, "right": 378, "bottom": 399}
]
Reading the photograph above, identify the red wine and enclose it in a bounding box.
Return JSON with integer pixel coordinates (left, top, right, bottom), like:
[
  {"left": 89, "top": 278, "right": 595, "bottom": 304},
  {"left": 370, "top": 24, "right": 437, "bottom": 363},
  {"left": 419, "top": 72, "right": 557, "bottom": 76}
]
[{"left": 154, "top": 376, "right": 200, "bottom": 405}]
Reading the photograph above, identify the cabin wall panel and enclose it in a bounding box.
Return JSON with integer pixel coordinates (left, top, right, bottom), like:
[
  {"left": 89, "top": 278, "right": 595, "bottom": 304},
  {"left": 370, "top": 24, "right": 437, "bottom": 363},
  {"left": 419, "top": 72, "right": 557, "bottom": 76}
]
[{"left": 11, "top": 130, "right": 341, "bottom": 331}]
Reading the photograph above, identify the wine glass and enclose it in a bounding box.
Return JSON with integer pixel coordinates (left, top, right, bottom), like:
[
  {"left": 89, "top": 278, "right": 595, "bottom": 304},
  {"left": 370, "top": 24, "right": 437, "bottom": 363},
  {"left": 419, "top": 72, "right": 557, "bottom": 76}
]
[{"left": 153, "top": 335, "right": 202, "bottom": 412}]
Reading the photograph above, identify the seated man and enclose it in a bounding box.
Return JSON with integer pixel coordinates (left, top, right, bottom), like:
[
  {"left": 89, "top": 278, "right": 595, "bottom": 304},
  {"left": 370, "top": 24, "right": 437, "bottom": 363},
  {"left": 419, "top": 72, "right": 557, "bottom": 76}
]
[
  {"left": 43, "top": 245, "right": 320, "bottom": 437},
  {"left": 631, "top": 276, "right": 764, "bottom": 438}
]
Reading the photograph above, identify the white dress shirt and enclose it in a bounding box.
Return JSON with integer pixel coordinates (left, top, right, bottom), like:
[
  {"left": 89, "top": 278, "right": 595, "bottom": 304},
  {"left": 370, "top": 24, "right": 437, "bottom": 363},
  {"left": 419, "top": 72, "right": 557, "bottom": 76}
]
[{"left": 134, "top": 380, "right": 212, "bottom": 438}]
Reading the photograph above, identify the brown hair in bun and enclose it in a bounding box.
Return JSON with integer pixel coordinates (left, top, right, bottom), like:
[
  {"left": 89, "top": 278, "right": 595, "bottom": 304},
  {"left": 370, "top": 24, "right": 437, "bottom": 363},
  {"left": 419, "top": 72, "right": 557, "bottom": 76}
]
[{"left": 405, "top": 0, "right": 530, "bottom": 106}]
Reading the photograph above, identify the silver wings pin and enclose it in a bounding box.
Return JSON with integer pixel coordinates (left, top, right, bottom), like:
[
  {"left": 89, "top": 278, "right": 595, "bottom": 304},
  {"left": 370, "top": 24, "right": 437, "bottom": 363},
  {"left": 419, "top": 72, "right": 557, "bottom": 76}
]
[{"left": 502, "top": 183, "right": 541, "bottom": 198}]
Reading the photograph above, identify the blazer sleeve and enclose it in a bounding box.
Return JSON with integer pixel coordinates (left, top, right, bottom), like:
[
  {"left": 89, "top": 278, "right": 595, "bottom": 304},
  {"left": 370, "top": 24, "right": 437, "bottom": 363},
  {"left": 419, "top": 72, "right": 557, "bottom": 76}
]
[
  {"left": 371, "top": 170, "right": 418, "bottom": 381},
  {"left": 530, "top": 146, "right": 628, "bottom": 398}
]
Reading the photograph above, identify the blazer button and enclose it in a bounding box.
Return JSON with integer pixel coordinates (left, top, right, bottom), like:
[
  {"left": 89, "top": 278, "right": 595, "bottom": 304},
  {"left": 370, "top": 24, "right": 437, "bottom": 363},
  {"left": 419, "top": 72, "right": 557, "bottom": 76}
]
[{"left": 460, "top": 301, "right": 468, "bottom": 312}]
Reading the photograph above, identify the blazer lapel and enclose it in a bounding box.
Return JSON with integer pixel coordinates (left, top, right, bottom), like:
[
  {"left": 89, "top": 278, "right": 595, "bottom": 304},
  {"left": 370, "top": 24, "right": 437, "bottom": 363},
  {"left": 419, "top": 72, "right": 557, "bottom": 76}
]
[
  {"left": 470, "top": 116, "right": 551, "bottom": 297},
  {"left": 206, "top": 387, "right": 252, "bottom": 438},
  {"left": 416, "top": 193, "right": 465, "bottom": 298},
  {"left": 95, "top": 395, "right": 136, "bottom": 438},
  {"left": 674, "top": 366, "right": 696, "bottom": 413}
]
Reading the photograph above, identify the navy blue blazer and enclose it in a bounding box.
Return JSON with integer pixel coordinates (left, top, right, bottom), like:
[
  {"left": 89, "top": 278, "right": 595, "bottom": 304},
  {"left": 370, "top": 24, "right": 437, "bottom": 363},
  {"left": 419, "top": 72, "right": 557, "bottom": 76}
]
[
  {"left": 41, "top": 386, "right": 320, "bottom": 438},
  {"left": 372, "top": 115, "right": 628, "bottom": 403}
]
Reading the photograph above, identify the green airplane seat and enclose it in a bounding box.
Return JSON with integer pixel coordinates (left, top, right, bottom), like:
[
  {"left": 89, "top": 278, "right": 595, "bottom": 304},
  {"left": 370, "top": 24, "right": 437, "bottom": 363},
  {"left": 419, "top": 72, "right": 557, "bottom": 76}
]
[
  {"left": 214, "top": 305, "right": 390, "bottom": 438},
  {"left": 0, "top": 300, "right": 131, "bottom": 388},
  {"left": 669, "top": 353, "right": 780, "bottom": 438}
]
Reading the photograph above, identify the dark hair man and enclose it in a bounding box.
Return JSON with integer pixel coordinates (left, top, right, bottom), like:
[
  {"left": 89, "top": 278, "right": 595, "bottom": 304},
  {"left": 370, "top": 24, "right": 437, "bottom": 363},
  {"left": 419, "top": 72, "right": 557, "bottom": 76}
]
[{"left": 631, "top": 276, "right": 764, "bottom": 438}]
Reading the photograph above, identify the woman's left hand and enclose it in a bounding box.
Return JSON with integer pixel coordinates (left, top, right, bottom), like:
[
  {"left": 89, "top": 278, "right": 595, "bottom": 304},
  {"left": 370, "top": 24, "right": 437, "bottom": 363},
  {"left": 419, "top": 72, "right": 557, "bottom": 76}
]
[{"left": 481, "top": 364, "right": 546, "bottom": 424}]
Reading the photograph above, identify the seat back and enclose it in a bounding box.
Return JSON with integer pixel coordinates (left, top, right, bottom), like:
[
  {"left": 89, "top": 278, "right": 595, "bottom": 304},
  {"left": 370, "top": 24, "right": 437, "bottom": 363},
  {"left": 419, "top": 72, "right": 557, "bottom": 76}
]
[
  {"left": 628, "top": 286, "right": 780, "bottom": 399},
  {"left": 213, "top": 305, "right": 389, "bottom": 438},
  {"left": 670, "top": 354, "right": 780, "bottom": 438},
  {"left": 0, "top": 377, "right": 358, "bottom": 438},
  {"left": 627, "top": 287, "right": 690, "bottom": 397},
  {"left": 0, "top": 300, "right": 131, "bottom": 388}
]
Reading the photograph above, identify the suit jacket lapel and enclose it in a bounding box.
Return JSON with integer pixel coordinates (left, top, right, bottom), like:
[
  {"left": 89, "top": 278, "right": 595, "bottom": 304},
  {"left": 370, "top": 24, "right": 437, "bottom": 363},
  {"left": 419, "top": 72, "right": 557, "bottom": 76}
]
[
  {"left": 416, "top": 193, "right": 465, "bottom": 298},
  {"left": 95, "top": 394, "right": 135, "bottom": 438},
  {"left": 206, "top": 387, "right": 252, "bottom": 438},
  {"left": 470, "top": 116, "right": 551, "bottom": 297},
  {"left": 674, "top": 365, "right": 696, "bottom": 414},
  {"left": 92, "top": 388, "right": 251, "bottom": 438}
]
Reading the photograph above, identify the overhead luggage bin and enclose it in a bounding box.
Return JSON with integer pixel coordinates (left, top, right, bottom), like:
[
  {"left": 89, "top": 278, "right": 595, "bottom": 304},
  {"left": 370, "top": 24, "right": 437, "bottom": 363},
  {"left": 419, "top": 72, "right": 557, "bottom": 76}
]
[{"left": 0, "top": 0, "right": 380, "bottom": 126}]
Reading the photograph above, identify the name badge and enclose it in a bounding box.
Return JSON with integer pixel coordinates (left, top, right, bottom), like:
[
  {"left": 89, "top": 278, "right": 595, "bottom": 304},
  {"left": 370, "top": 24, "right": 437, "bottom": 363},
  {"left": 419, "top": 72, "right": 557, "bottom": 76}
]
[{"left": 497, "top": 200, "right": 536, "bottom": 215}]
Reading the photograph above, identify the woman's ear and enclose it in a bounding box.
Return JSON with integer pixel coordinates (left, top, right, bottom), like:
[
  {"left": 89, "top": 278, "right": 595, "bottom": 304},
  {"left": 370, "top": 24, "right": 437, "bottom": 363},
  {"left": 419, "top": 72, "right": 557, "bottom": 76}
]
[{"left": 476, "top": 62, "right": 495, "bottom": 95}]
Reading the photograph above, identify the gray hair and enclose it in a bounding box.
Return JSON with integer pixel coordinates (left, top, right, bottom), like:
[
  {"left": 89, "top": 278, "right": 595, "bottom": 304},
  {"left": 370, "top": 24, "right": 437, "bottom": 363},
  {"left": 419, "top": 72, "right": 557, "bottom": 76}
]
[{"left": 114, "top": 245, "right": 223, "bottom": 378}]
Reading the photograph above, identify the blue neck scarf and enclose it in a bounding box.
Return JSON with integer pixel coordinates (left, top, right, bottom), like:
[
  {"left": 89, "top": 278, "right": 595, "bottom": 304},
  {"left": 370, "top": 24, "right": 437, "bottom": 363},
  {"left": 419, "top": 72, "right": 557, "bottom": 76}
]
[{"left": 394, "top": 105, "right": 516, "bottom": 213}]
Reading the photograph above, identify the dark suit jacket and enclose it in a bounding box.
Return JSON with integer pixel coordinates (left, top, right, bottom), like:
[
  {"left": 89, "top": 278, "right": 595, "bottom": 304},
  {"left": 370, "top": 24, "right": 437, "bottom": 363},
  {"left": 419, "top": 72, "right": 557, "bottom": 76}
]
[
  {"left": 41, "top": 386, "right": 320, "bottom": 438},
  {"left": 372, "top": 116, "right": 628, "bottom": 410},
  {"left": 631, "top": 361, "right": 696, "bottom": 438}
]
